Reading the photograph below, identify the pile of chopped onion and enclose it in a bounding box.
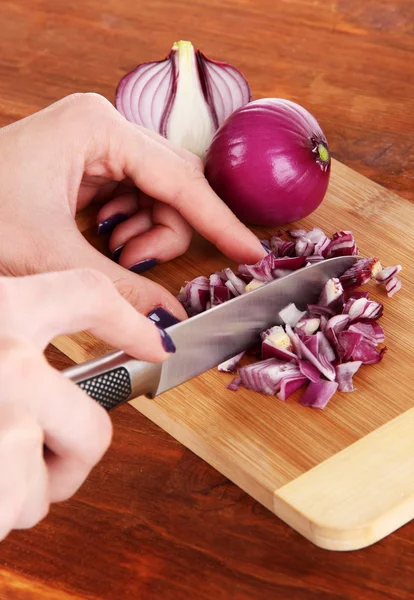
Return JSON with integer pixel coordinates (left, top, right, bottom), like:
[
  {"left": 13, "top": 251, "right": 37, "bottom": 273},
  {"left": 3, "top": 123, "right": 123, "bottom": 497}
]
[{"left": 178, "top": 228, "right": 402, "bottom": 409}]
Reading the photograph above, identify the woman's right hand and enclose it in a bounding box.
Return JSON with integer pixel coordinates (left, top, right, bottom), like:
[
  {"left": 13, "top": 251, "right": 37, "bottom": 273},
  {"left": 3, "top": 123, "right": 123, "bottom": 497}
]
[{"left": 0, "top": 268, "right": 175, "bottom": 542}]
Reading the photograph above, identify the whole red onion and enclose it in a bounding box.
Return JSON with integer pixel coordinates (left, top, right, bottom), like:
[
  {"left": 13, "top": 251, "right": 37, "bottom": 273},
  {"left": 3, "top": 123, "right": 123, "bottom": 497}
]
[{"left": 205, "top": 98, "right": 331, "bottom": 226}]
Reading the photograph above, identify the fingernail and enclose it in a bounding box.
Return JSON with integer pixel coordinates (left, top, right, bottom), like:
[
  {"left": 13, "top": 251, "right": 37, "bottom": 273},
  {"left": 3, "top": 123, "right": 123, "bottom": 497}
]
[
  {"left": 111, "top": 245, "right": 125, "bottom": 263},
  {"left": 128, "top": 258, "right": 158, "bottom": 274},
  {"left": 98, "top": 213, "right": 129, "bottom": 235},
  {"left": 147, "top": 307, "right": 181, "bottom": 329},
  {"left": 158, "top": 328, "right": 176, "bottom": 353}
]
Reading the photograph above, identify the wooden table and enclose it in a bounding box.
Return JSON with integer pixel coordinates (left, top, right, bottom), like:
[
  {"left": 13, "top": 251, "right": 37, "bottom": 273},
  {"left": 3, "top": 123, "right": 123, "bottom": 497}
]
[{"left": 0, "top": 1, "right": 413, "bottom": 598}]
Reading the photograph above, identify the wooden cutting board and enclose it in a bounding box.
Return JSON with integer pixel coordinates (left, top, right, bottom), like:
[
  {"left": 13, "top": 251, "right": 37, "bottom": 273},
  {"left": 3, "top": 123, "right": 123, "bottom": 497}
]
[{"left": 54, "top": 159, "right": 414, "bottom": 551}]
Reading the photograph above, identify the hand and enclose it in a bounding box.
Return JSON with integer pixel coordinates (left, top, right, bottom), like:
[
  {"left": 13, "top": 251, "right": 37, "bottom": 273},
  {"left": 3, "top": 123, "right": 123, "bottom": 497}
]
[
  {"left": 0, "top": 93, "right": 265, "bottom": 318},
  {"left": 0, "top": 268, "right": 176, "bottom": 541}
]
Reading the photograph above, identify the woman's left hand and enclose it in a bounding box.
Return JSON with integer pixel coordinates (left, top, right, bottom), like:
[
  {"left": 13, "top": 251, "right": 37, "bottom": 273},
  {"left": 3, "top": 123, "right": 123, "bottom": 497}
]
[{"left": 0, "top": 93, "right": 265, "bottom": 318}]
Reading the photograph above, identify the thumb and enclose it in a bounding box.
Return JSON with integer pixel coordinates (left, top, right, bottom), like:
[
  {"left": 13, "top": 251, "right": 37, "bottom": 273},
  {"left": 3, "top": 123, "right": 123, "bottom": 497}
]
[{"left": 48, "top": 226, "right": 188, "bottom": 320}]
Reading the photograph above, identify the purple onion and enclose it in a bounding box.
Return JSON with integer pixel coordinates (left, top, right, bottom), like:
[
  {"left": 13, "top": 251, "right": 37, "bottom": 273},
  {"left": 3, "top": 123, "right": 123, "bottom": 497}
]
[{"left": 205, "top": 99, "right": 331, "bottom": 226}]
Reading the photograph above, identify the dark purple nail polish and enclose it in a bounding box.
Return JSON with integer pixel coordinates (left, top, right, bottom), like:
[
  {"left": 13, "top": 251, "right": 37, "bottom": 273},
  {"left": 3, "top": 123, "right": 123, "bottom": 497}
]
[
  {"left": 260, "top": 240, "right": 271, "bottom": 254},
  {"left": 158, "top": 328, "right": 176, "bottom": 353},
  {"left": 98, "top": 213, "right": 129, "bottom": 235},
  {"left": 147, "top": 307, "right": 181, "bottom": 329},
  {"left": 111, "top": 245, "right": 125, "bottom": 263},
  {"left": 128, "top": 258, "right": 158, "bottom": 274}
]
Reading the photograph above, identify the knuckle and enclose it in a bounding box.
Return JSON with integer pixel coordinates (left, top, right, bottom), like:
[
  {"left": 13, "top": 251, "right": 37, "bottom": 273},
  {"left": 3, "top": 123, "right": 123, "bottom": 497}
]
[
  {"left": 64, "top": 92, "right": 113, "bottom": 114},
  {"left": 183, "top": 157, "right": 206, "bottom": 182},
  {"left": 72, "top": 268, "right": 118, "bottom": 322},
  {"left": 188, "top": 153, "right": 204, "bottom": 173},
  {"left": 173, "top": 161, "right": 207, "bottom": 210},
  {"left": 113, "top": 278, "right": 142, "bottom": 310}
]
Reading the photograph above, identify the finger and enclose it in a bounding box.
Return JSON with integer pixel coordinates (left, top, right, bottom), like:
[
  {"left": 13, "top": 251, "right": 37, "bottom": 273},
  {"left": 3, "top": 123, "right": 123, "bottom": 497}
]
[
  {"left": 5, "top": 268, "right": 178, "bottom": 361},
  {"left": 22, "top": 360, "right": 113, "bottom": 503},
  {"left": 15, "top": 449, "right": 49, "bottom": 530},
  {"left": 96, "top": 190, "right": 139, "bottom": 230},
  {"left": 63, "top": 229, "right": 188, "bottom": 320},
  {"left": 138, "top": 126, "right": 202, "bottom": 170},
  {"left": 78, "top": 181, "right": 119, "bottom": 211},
  {"left": 118, "top": 122, "right": 266, "bottom": 264},
  {"left": 117, "top": 203, "right": 193, "bottom": 267},
  {"left": 0, "top": 403, "right": 45, "bottom": 540},
  {"left": 109, "top": 209, "right": 153, "bottom": 255},
  {"left": 61, "top": 95, "right": 265, "bottom": 265},
  {"left": 11, "top": 222, "right": 188, "bottom": 321}
]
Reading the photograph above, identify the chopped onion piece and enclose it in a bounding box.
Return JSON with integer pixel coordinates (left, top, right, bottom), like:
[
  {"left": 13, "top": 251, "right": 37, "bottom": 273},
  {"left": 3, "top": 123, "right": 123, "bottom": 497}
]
[
  {"left": 262, "top": 340, "right": 296, "bottom": 361},
  {"left": 277, "top": 374, "right": 308, "bottom": 401},
  {"left": 317, "top": 331, "right": 336, "bottom": 362},
  {"left": 295, "top": 238, "right": 315, "bottom": 257},
  {"left": 385, "top": 276, "right": 402, "bottom": 298},
  {"left": 317, "top": 278, "right": 344, "bottom": 307},
  {"left": 300, "top": 380, "right": 338, "bottom": 409},
  {"left": 335, "top": 361, "right": 362, "bottom": 392},
  {"left": 375, "top": 265, "right": 402, "bottom": 298},
  {"left": 306, "top": 228, "right": 327, "bottom": 243},
  {"left": 224, "top": 280, "right": 238, "bottom": 295},
  {"left": 270, "top": 236, "right": 296, "bottom": 257},
  {"left": 218, "top": 351, "right": 245, "bottom": 373},
  {"left": 245, "top": 279, "right": 265, "bottom": 293},
  {"left": 343, "top": 297, "right": 383, "bottom": 321},
  {"left": 289, "top": 228, "right": 307, "bottom": 238},
  {"left": 352, "top": 339, "right": 386, "bottom": 364},
  {"left": 238, "top": 358, "right": 297, "bottom": 395},
  {"left": 307, "top": 304, "right": 336, "bottom": 318},
  {"left": 325, "top": 314, "right": 350, "bottom": 350},
  {"left": 279, "top": 303, "right": 307, "bottom": 327},
  {"left": 227, "top": 377, "right": 242, "bottom": 391},
  {"left": 222, "top": 268, "right": 246, "bottom": 295},
  {"left": 323, "top": 231, "right": 358, "bottom": 259},
  {"left": 286, "top": 325, "right": 336, "bottom": 381},
  {"left": 238, "top": 254, "right": 306, "bottom": 282},
  {"left": 295, "top": 317, "right": 321, "bottom": 335},
  {"left": 336, "top": 330, "right": 364, "bottom": 362},
  {"left": 298, "top": 359, "right": 320, "bottom": 383},
  {"left": 348, "top": 321, "right": 385, "bottom": 345},
  {"left": 375, "top": 264, "right": 402, "bottom": 282},
  {"left": 340, "top": 258, "right": 377, "bottom": 291},
  {"left": 261, "top": 325, "right": 296, "bottom": 360},
  {"left": 178, "top": 276, "right": 210, "bottom": 315}
]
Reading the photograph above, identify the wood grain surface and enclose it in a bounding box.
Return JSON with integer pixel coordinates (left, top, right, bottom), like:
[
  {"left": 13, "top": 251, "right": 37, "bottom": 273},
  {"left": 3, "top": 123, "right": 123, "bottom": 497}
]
[
  {"left": 0, "top": 0, "right": 413, "bottom": 598},
  {"left": 55, "top": 156, "right": 414, "bottom": 551}
]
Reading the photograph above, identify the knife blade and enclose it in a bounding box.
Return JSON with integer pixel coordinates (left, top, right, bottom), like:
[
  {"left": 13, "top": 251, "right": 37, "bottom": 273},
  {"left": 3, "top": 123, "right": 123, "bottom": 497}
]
[{"left": 63, "top": 255, "right": 357, "bottom": 410}]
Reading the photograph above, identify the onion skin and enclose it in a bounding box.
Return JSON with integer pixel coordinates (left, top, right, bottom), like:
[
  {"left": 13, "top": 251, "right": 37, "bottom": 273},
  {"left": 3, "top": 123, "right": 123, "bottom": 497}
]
[{"left": 205, "top": 98, "right": 331, "bottom": 226}]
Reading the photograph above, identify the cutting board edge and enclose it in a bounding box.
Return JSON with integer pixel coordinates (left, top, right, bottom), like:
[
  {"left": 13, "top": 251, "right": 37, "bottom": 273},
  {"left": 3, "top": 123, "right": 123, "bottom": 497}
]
[
  {"left": 131, "top": 396, "right": 414, "bottom": 551},
  {"left": 273, "top": 406, "right": 414, "bottom": 551}
]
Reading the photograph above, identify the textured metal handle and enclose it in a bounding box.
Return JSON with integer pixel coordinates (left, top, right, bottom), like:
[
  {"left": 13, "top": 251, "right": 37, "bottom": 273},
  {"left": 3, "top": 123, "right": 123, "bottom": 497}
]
[
  {"left": 63, "top": 351, "right": 162, "bottom": 411},
  {"left": 76, "top": 366, "right": 132, "bottom": 411}
]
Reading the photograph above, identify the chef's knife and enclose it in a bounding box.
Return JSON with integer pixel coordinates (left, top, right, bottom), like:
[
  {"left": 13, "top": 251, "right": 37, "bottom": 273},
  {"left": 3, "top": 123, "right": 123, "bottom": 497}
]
[{"left": 63, "top": 256, "right": 357, "bottom": 410}]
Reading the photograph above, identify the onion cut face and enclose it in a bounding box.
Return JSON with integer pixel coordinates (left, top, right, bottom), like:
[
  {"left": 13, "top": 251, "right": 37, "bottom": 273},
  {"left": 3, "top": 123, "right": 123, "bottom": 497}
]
[
  {"left": 177, "top": 226, "right": 401, "bottom": 410},
  {"left": 205, "top": 99, "right": 331, "bottom": 226},
  {"left": 116, "top": 40, "right": 252, "bottom": 158}
]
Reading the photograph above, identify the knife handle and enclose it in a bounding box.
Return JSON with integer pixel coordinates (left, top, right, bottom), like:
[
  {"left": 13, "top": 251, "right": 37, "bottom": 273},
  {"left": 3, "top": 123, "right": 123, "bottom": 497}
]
[{"left": 62, "top": 351, "right": 162, "bottom": 411}]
